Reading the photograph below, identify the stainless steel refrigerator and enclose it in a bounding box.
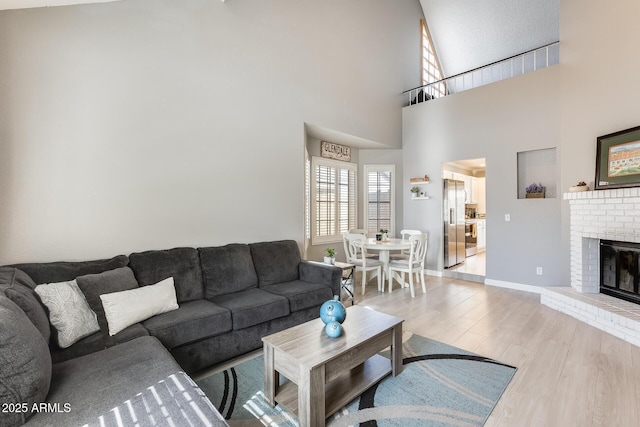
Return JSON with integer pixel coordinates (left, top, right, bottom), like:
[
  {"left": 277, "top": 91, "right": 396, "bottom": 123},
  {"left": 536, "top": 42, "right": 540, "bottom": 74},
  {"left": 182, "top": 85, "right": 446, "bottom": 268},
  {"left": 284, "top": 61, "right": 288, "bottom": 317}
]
[{"left": 444, "top": 179, "right": 466, "bottom": 268}]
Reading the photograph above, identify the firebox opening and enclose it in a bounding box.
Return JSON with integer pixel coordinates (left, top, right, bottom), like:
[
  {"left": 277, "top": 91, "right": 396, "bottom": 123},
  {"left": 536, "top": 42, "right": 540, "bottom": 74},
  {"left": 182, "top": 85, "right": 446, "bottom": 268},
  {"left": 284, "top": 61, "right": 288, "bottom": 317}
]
[{"left": 600, "top": 240, "right": 640, "bottom": 305}]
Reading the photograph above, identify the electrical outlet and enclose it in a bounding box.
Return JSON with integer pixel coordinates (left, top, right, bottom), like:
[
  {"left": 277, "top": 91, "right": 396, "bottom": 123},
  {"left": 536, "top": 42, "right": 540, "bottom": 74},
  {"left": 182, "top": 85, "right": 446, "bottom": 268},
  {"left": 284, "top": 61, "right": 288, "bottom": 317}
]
[
  {"left": 505, "top": 214, "right": 511, "bottom": 222},
  {"left": 536, "top": 267, "right": 543, "bottom": 275}
]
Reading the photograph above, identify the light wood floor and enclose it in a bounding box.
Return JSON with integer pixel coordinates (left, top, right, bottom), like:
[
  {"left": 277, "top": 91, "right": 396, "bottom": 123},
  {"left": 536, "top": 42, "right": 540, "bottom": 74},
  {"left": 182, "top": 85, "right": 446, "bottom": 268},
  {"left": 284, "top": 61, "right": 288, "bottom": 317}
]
[{"left": 354, "top": 274, "right": 640, "bottom": 427}]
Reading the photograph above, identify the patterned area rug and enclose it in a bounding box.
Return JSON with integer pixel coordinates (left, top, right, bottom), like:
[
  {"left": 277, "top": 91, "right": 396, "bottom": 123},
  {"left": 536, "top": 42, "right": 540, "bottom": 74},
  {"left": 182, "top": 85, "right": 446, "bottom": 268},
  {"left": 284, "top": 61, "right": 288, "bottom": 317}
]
[{"left": 196, "top": 333, "right": 516, "bottom": 426}]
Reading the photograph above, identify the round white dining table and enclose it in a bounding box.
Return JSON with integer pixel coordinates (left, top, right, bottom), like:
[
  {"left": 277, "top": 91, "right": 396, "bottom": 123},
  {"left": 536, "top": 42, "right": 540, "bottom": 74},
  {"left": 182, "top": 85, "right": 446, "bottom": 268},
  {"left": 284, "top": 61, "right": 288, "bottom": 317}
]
[{"left": 364, "top": 238, "right": 412, "bottom": 288}]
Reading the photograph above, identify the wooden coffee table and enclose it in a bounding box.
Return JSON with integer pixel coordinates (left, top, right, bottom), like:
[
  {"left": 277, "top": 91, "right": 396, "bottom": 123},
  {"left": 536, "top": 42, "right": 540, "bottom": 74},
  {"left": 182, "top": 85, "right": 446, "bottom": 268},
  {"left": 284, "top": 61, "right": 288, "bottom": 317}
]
[{"left": 262, "top": 305, "right": 403, "bottom": 427}]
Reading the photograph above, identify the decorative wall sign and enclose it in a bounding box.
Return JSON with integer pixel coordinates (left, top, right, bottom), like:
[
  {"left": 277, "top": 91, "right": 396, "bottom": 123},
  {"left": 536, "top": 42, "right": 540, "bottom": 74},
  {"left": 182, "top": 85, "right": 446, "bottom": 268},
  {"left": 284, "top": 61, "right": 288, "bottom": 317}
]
[
  {"left": 321, "top": 141, "right": 351, "bottom": 162},
  {"left": 595, "top": 125, "right": 640, "bottom": 190}
]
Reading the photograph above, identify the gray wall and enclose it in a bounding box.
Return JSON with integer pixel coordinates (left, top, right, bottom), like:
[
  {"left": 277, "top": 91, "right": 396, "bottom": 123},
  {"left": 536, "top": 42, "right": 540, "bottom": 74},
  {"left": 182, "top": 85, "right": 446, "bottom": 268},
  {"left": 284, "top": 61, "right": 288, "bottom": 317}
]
[
  {"left": 403, "top": 0, "right": 640, "bottom": 288},
  {"left": 0, "top": 0, "right": 423, "bottom": 263},
  {"left": 403, "top": 67, "right": 563, "bottom": 286},
  {"left": 558, "top": 0, "right": 640, "bottom": 287}
]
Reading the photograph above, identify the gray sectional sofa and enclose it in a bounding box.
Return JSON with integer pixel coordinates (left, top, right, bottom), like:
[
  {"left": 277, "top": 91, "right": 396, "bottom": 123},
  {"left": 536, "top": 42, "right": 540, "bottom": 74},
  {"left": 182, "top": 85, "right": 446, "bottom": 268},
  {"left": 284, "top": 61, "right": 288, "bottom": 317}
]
[{"left": 0, "top": 240, "right": 342, "bottom": 426}]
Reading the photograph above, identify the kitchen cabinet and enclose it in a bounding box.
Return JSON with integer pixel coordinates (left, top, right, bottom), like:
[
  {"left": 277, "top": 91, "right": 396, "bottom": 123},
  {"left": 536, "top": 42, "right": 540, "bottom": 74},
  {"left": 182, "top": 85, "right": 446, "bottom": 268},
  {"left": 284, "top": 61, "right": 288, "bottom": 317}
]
[
  {"left": 477, "top": 219, "right": 486, "bottom": 251},
  {"left": 469, "top": 178, "right": 479, "bottom": 204},
  {"left": 477, "top": 177, "right": 486, "bottom": 214},
  {"left": 462, "top": 175, "right": 477, "bottom": 204}
]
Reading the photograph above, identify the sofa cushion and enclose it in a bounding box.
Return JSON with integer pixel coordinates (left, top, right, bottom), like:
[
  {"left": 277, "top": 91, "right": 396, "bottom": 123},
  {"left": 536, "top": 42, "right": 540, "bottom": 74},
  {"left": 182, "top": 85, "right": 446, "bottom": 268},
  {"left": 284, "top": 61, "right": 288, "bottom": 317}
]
[
  {"left": 101, "top": 277, "right": 179, "bottom": 336},
  {"left": 142, "top": 299, "right": 232, "bottom": 348},
  {"left": 86, "top": 371, "right": 228, "bottom": 427},
  {"left": 250, "top": 240, "right": 301, "bottom": 287},
  {"left": 0, "top": 267, "right": 50, "bottom": 343},
  {"left": 210, "top": 288, "right": 289, "bottom": 330},
  {"left": 0, "top": 296, "right": 52, "bottom": 427},
  {"left": 200, "top": 244, "right": 258, "bottom": 299},
  {"left": 129, "top": 247, "right": 203, "bottom": 303},
  {"left": 11, "top": 254, "right": 129, "bottom": 285},
  {"left": 29, "top": 336, "right": 183, "bottom": 427},
  {"left": 49, "top": 323, "right": 149, "bottom": 364},
  {"left": 35, "top": 280, "right": 100, "bottom": 348},
  {"left": 76, "top": 267, "right": 139, "bottom": 333},
  {"left": 262, "top": 280, "right": 334, "bottom": 312}
]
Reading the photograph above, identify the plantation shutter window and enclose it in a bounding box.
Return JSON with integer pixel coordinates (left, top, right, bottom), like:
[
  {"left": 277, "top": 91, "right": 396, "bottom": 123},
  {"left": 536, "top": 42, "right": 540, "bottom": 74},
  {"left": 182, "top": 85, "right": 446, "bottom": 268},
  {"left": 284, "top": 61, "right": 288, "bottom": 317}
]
[
  {"left": 365, "top": 165, "right": 395, "bottom": 236},
  {"left": 311, "top": 157, "right": 357, "bottom": 244}
]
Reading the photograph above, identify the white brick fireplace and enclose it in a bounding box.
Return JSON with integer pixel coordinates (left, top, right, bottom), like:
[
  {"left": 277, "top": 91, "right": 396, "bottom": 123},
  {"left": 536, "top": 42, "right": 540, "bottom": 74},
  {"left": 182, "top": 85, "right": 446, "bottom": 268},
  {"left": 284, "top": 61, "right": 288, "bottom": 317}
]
[
  {"left": 539, "top": 188, "right": 640, "bottom": 348},
  {"left": 567, "top": 187, "right": 640, "bottom": 293}
]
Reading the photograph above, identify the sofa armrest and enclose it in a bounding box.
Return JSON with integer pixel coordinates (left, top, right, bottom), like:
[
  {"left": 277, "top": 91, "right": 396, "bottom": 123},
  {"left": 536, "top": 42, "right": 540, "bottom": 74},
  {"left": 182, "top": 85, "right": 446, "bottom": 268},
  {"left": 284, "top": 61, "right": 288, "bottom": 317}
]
[{"left": 299, "top": 261, "right": 342, "bottom": 298}]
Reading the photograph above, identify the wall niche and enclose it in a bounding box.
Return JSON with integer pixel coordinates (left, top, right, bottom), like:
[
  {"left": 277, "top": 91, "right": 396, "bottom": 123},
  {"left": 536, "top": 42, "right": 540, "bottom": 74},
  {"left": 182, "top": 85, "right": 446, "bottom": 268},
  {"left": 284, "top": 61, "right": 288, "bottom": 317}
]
[{"left": 517, "top": 148, "right": 557, "bottom": 199}]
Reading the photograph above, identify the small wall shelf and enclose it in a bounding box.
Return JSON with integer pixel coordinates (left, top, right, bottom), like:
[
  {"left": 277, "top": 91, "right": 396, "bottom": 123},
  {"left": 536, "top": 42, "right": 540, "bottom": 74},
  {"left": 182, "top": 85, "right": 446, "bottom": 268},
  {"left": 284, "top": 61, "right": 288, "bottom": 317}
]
[{"left": 410, "top": 178, "right": 430, "bottom": 199}]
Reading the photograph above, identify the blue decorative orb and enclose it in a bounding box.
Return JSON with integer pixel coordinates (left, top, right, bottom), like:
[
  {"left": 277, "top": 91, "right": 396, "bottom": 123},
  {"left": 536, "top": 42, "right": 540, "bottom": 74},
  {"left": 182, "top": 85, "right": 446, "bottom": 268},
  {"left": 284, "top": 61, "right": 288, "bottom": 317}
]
[
  {"left": 325, "top": 321, "right": 343, "bottom": 338},
  {"left": 319, "top": 295, "right": 346, "bottom": 325}
]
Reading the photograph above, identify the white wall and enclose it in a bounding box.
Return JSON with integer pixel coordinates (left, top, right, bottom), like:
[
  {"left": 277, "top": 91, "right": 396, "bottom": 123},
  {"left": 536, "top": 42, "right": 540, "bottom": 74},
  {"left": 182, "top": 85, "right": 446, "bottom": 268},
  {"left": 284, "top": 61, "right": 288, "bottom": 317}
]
[{"left": 0, "top": 0, "right": 423, "bottom": 263}]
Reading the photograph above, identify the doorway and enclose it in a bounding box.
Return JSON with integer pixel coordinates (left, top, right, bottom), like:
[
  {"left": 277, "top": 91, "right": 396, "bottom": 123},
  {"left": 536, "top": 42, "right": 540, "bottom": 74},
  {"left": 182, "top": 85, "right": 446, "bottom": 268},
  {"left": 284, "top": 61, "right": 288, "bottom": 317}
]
[{"left": 442, "top": 158, "right": 486, "bottom": 283}]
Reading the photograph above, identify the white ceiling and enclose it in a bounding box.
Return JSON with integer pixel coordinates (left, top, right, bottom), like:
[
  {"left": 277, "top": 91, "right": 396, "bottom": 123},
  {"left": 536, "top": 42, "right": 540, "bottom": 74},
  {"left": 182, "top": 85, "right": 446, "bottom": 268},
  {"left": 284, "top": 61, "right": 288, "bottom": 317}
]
[
  {"left": 447, "top": 158, "right": 487, "bottom": 175},
  {"left": 0, "top": 0, "right": 559, "bottom": 92},
  {"left": 0, "top": 0, "right": 121, "bottom": 10},
  {"left": 419, "top": 0, "right": 559, "bottom": 77}
]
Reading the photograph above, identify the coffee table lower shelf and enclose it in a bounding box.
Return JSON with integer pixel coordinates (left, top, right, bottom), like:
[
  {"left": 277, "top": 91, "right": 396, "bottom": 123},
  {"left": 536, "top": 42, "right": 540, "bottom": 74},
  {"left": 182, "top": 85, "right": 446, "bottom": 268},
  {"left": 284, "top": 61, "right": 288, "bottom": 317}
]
[{"left": 273, "top": 354, "right": 391, "bottom": 419}]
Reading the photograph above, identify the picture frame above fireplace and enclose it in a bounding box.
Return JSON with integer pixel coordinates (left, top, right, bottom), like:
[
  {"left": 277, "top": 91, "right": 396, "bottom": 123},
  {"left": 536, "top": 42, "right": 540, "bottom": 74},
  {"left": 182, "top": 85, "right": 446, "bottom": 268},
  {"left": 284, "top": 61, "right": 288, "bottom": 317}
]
[{"left": 595, "top": 125, "right": 640, "bottom": 190}]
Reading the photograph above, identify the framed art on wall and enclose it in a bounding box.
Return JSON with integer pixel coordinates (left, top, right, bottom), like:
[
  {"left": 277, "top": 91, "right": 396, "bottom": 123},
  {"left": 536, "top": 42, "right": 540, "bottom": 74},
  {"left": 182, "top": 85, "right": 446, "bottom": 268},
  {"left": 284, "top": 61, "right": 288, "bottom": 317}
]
[{"left": 595, "top": 125, "right": 640, "bottom": 190}]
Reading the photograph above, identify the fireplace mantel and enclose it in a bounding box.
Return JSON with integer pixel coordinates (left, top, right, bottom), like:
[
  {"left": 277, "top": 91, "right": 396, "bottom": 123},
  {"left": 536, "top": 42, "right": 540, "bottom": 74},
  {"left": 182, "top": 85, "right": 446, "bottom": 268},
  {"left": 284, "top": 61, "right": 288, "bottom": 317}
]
[{"left": 565, "top": 188, "right": 640, "bottom": 293}]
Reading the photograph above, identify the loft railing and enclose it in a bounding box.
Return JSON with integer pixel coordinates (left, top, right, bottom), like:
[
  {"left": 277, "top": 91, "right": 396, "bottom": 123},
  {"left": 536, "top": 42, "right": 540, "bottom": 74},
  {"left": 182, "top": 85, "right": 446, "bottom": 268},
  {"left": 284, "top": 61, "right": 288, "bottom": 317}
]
[{"left": 405, "top": 41, "right": 559, "bottom": 106}]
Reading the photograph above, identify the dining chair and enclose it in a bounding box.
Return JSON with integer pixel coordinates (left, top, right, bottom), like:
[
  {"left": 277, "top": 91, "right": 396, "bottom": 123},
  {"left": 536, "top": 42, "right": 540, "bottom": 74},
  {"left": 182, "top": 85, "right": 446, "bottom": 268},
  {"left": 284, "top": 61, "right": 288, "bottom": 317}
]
[
  {"left": 349, "top": 228, "right": 368, "bottom": 235},
  {"left": 388, "top": 233, "right": 428, "bottom": 298},
  {"left": 389, "top": 229, "right": 422, "bottom": 261},
  {"left": 348, "top": 228, "right": 379, "bottom": 259},
  {"left": 343, "top": 233, "right": 383, "bottom": 295}
]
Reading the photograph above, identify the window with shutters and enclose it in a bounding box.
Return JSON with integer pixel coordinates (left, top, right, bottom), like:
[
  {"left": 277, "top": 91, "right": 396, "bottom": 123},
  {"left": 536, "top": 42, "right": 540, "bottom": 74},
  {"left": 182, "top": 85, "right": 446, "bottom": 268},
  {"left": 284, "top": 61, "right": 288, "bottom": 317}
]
[
  {"left": 365, "top": 165, "right": 395, "bottom": 236},
  {"left": 305, "top": 156, "right": 311, "bottom": 240},
  {"left": 310, "top": 157, "right": 357, "bottom": 244}
]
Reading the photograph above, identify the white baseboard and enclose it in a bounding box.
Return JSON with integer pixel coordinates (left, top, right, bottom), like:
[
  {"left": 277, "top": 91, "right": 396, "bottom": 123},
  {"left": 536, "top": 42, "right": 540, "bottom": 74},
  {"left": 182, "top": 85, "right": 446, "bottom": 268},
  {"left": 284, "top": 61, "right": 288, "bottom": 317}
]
[
  {"left": 484, "top": 279, "right": 544, "bottom": 294},
  {"left": 425, "top": 269, "right": 442, "bottom": 277}
]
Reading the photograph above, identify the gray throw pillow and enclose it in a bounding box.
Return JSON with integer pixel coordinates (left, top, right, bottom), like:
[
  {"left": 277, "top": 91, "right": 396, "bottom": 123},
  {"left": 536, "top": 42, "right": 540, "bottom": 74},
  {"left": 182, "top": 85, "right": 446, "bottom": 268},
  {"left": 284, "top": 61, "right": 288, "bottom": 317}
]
[
  {"left": 0, "top": 267, "right": 51, "bottom": 343},
  {"left": 0, "top": 296, "right": 52, "bottom": 427},
  {"left": 76, "top": 267, "right": 139, "bottom": 332},
  {"left": 35, "top": 280, "right": 100, "bottom": 348}
]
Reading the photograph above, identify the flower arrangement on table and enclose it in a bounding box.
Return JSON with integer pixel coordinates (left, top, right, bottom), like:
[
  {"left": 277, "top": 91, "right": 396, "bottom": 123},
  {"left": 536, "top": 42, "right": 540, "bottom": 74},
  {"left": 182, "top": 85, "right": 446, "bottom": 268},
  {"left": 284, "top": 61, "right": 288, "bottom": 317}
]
[{"left": 377, "top": 229, "right": 389, "bottom": 241}]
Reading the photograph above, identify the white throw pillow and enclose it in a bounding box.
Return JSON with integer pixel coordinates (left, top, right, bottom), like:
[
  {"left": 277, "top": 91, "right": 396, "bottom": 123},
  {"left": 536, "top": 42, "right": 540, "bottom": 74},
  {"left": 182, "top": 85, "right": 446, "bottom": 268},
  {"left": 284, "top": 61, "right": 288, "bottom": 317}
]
[
  {"left": 35, "top": 279, "right": 100, "bottom": 348},
  {"left": 100, "top": 277, "right": 179, "bottom": 336}
]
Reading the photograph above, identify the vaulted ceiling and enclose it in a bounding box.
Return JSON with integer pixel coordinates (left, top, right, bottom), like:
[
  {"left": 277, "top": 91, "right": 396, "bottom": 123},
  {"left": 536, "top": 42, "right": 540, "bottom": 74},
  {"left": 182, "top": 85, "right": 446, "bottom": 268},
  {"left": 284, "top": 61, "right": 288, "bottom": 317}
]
[
  {"left": 0, "top": 0, "right": 559, "bottom": 83},
  {"left": 0, "top": 0, "right": 121, "bottom": 8},
  {"left": 420, "top": 0, "right": 559, "bottom": 77}
]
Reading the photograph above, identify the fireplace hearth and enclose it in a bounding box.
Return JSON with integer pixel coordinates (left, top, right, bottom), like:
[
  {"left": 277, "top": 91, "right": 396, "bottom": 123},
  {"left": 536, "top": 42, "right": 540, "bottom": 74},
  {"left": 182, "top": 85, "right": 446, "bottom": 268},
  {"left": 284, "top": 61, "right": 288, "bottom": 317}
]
[
  {"left": 539, "top": 190, "right": 640, "bottom": 349},
  {"left": 601, "top": 240, "right": 640, "bottom": 305}
]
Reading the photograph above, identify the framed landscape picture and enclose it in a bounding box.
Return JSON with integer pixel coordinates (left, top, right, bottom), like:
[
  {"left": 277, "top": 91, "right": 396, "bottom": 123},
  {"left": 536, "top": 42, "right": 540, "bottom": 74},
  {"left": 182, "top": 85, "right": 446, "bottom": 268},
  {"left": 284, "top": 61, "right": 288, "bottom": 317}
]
[{"left": 595, "top": 125, "right": 640, "bottom": 190}]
